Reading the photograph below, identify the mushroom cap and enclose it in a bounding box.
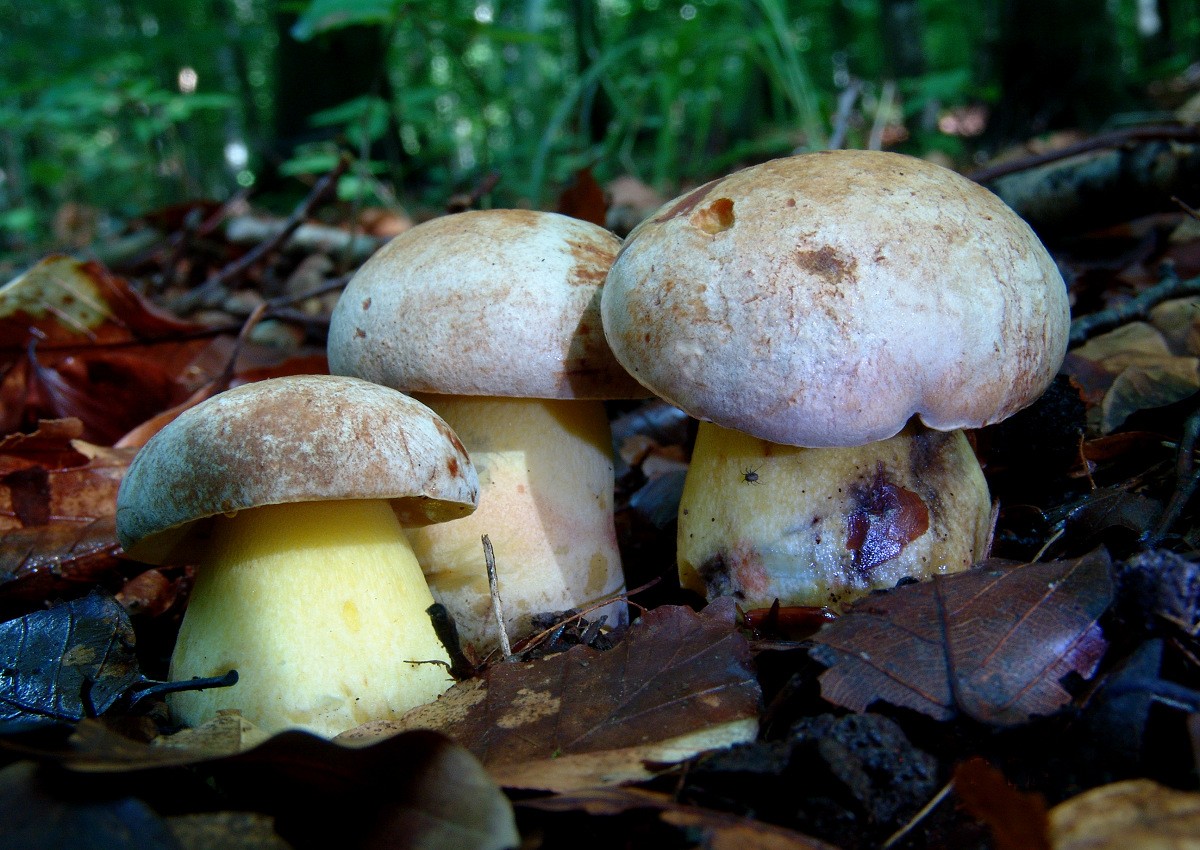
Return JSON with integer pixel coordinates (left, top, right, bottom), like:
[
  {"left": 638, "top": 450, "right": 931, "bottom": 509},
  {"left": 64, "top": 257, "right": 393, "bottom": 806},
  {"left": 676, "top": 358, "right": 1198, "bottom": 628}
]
[
  {"left": 327, "top": 209, "right": 647, "bottom": 400},
  {"left": 115, "top": 374, "right": 480, "bottom": 563},
  {"left": 601, "top": 150, "right": 1070, "bottom": 447}
]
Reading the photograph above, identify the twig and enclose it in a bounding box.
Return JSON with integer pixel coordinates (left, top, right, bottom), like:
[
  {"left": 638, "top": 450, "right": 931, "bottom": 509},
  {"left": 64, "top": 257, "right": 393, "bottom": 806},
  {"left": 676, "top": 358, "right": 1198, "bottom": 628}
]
[
  {"left": 1069, "top": 265, "right": 1200, "bottom": 346},
  {"left": 967, "top": 124, "right": 1200, "bottom": 184},
  {"left": 1144, "top": 405, "right": 1200, "bottom": 547},
  {"left": 483, "top": 534, "right": 513, "bottom": 660},
  {"left": 825, "top": 80, "right": 862, "bottom": 151},
  {"left": 868, "top": 80, "right": 895, "bottom": 152},
  {"left": 170, "top": 157, "right": 349, "bottom": 314},
  {"left": 426, "top": 603, "right": 477, "bottom": 680},
  {"left": 881, "top": 778, "right": 955, "bottom": 850}
]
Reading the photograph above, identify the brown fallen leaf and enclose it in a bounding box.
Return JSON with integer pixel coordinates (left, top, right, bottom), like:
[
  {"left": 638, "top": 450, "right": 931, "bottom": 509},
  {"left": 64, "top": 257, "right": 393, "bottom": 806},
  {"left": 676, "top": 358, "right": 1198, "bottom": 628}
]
[
  {"left": 1065, "top": 320, "right": 1200, "bottom": 432},
  {"left": 809, "top": 549, "right": 1113, "bottom": 725},
  {"left": 954, "top": 757, "right": 1051, "bottom": 850},
  {"left": 339, "top": 597, "right": 761, "bottom": 791},
  {"left": 522, "top": 787, "right": 842, "bottom": 849},
  {"left": 1049, "top": 779, "right": 1200, "bottom": 850},
  {"left": 4, "top": 719, "right": 519, "bottom": 850},
  {"left": 0, "top": 419, "right": 136, "bottom": 616},
  {"left": 0, "top": 419, "right": 133, "bottom": 533},
  {"left": 0, "top": 256, "right": 210, "bottom": 442},
  {"left": 556, "top": 166, "right": 608, "bottom": 227}
]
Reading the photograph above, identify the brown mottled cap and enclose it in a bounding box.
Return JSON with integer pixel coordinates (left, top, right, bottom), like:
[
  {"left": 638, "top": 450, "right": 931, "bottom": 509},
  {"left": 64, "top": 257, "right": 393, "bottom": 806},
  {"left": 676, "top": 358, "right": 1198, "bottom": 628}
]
[
  {"left": 601, "top": 150, "right": 1070, "bottom": 447},
  {"left": 327, "top": 209, "right": 647, "bottom": 399},
  {"left": 115, "top": 374, "right": 479, "bottom": 563}
]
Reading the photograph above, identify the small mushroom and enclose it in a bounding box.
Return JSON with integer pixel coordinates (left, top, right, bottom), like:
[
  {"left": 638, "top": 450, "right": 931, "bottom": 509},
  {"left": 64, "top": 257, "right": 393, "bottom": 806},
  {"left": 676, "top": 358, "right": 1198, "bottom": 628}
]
[
  {"left": 327, "top": 209, "right": 647, "bottom": 653},
  {"left": 602, "top": 150, "right": 1070, "bottom": 611},
  {"left": 115, "top": 374, "right": 479, "bottom": 736}
]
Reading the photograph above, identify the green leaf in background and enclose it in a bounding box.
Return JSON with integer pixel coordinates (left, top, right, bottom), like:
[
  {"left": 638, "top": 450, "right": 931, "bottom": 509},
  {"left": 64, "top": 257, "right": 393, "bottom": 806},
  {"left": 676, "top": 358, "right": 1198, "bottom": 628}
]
[{"left": 291, "top": 0, "right": 403, "bottom": 41}]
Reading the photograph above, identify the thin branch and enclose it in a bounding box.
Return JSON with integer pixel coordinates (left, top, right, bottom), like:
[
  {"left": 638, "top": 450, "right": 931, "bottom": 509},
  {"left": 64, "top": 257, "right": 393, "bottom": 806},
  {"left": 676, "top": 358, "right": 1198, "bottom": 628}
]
[
  {"left": 967, "top": 124, "right": 1200, "bottom": 184},
  {"left": 169, "top": 157, "right": 349, "bottom": 314},
  {"left": 483, "top": 534, "right": 513, "bottom": 660},
  {"left": 1069, "top": 266, "right": 1200, "bottom": 347}
]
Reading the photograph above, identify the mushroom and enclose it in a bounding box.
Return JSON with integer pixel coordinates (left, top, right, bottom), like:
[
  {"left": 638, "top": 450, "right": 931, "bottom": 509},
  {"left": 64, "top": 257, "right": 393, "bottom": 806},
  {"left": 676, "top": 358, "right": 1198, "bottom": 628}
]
[
  {"left": 115, "top": 374, "right": 479, "bottom": 736},
  {"left": 601, "top": 150, "right": 1070, "bottom": 611},
  {"left": 327, "top": 209, "right": 647, "bottom": 653}
]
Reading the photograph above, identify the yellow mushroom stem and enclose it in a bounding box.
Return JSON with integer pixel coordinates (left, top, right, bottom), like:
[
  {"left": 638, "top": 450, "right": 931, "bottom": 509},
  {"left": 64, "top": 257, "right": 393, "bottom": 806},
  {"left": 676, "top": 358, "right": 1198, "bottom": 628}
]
[
  {"left": 406, "top": 395, "right": 627, "bottom": 655},
  {"left": 168, "top": 499, "right": 452, "bottom": 737},
  {"left": 677, "top": 420, "right": 992, "bottom": 612}
]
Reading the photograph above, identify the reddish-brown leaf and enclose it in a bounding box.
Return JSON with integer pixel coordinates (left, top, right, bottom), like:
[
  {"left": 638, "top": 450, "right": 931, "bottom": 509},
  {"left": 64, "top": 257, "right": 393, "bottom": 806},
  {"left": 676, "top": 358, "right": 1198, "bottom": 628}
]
[
  {"left": 954, "top": 757, "right": 1051, "bottom": 850},
  {"left": 810, "top": 549, "right": 1113, "bottom": 725},
  {"left": 0, "top": 256, "right": 210, "bottom": 442},
  {"left": 0, "top": 421, "right": 135, "bottom": 617},
  {"left": 0, "top": 420, "right": 132, "bottom": 533},
  {"left": 341, "top": 598, "right": 761, "bottom": 790},
  {"left": 556, "top": 167, "right": 608, "bottom": 227}
]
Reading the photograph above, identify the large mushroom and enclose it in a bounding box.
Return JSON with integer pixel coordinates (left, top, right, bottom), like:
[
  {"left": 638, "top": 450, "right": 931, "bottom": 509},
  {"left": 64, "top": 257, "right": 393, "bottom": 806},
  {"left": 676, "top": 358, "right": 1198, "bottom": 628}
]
[
  {"left": 601, "top": 150, "right": 1069, "bottom": 611},
  {"left": 327, "top": 209, "right": 646, "bottom": 653},
  {"left": 115, "top": 374, "right": 479, "bottom": 736}
]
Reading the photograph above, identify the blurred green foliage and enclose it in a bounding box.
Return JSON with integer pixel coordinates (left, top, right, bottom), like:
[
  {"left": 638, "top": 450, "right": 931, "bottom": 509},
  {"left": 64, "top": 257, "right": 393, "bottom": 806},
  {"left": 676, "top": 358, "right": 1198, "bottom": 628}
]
[{"left": 3, "top": 0, "right": 1199, "bottom": 257}]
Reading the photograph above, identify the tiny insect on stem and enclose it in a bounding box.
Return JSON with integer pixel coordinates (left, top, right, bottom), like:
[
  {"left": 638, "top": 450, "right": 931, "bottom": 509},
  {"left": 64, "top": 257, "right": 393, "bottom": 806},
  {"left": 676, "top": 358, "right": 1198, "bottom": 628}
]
[{"left": 741, "top": 466, "right": 761, "bottom": 484}]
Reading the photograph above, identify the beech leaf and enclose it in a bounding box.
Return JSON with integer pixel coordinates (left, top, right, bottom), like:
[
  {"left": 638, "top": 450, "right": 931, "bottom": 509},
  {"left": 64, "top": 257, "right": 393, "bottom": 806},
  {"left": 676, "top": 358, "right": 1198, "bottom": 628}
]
[
  {"left": 0, "top": 256, "right": 209, "bottom": 441},
  {"left": 0, "top": 592, "right": 144, "bottom": 730},
  {"left": 340, "top": 597, "right": 761, "bottom": 790},
  {"left": 809, "top": 549, "right": 1114, "bottom": 725}
]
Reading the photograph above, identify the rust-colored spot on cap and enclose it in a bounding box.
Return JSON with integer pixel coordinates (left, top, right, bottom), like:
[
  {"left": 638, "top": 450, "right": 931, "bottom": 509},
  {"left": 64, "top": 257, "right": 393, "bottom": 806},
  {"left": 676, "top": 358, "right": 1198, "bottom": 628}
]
[{"left": 692, "top": 198, "right": 735, "bottom": 235}]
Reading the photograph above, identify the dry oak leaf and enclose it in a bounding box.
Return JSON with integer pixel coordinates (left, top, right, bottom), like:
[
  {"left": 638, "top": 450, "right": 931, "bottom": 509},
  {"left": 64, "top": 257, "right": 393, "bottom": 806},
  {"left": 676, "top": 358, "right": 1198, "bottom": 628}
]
[
  {"left": 809, "top": 549, "right": 1113, "bottom": 726},
  {"left": 339, "top": 597, "right": 761, "bottom": 791},
  {"left": 1049, "top": 779, "right": 1200, "bottom": 850},
  {"left": 522, "top": 787, "right": 842, "bottom": 849}
]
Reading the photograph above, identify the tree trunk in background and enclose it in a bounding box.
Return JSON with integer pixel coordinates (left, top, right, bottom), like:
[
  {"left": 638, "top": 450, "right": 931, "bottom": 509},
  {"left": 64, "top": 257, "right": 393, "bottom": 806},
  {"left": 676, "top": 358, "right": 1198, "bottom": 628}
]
[
  {"left": 267, "top": 14, "right": 406, "bottom": 188},
  {"left": 987, "top": 0, "right": 1132, "bottom": 147},
  {"left": 879, "top": 0, "right": 926, "bottom": 81},
  {"left": 571, "top": 0, "right": 615, "bottom": 147}
]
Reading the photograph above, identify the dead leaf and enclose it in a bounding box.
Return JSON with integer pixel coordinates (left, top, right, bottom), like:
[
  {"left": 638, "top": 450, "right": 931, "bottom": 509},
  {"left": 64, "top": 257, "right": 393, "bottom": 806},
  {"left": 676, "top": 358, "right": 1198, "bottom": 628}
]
[
  {"left": 3, "top": 721, "right": 519, "bottom": 850},
  {"left": 1100, "top": 360, "right": 1200, "bottom": 433},
  {"left": 0, "top": 256, "right": 210, "bottom": 442},
  {"left": 0, "top": 592, "right": 146, "bottom": 731},
  {"left": 0, "top": 519, "right": 126, "bottom": 617},
  {"left": 210, "top": 730, "right": 520, "bottom": 850},
  {"left": 1119, "top": 550, "right": 1200, "bottom": 634},
  {"left": 1065, "top": 321, "right": 1200, "bottom": 432},
  {"left": 809, "top": 550, "right": 1113, "bottom": 725},
  {"left": 522, "top": 787, "right": 842, "bottom": 849},
  {"left": 556, "top": 167, "right": 608, "bottom": 227},
  {"left": 1049, "top": 779, "right": 1200, "bottom": 850},
  {"left": 0, "top": 420, "right": 134, "bottom": 615},
  {"left": 0, "top": 420, "right": 133, "bottom": 533},
  {"left": 339, "top": 598, "right": 761, "bottom": 791},
  {"left": 954, "top": 757, "right": 1051, "bottom": 850}
]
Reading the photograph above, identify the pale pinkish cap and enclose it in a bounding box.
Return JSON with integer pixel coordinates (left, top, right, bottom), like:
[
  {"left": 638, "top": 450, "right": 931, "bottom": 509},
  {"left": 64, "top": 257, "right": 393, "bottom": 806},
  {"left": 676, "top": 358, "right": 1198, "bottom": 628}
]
[
  {"left": 327, "top": 209, "right": 646, "bottom": 399},
  {"left": 116, "top": 374, "right": 479, "bottom": 562},
  {"left": 601, "top": 150, "right": 1070, "bottom": 447}
]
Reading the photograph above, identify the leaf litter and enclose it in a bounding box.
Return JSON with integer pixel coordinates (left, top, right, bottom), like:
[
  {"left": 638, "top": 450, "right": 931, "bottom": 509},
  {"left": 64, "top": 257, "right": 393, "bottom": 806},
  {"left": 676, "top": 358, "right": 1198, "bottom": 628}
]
[{"left": 3, "top": 146, "right": 1200, "bottom": 848}]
